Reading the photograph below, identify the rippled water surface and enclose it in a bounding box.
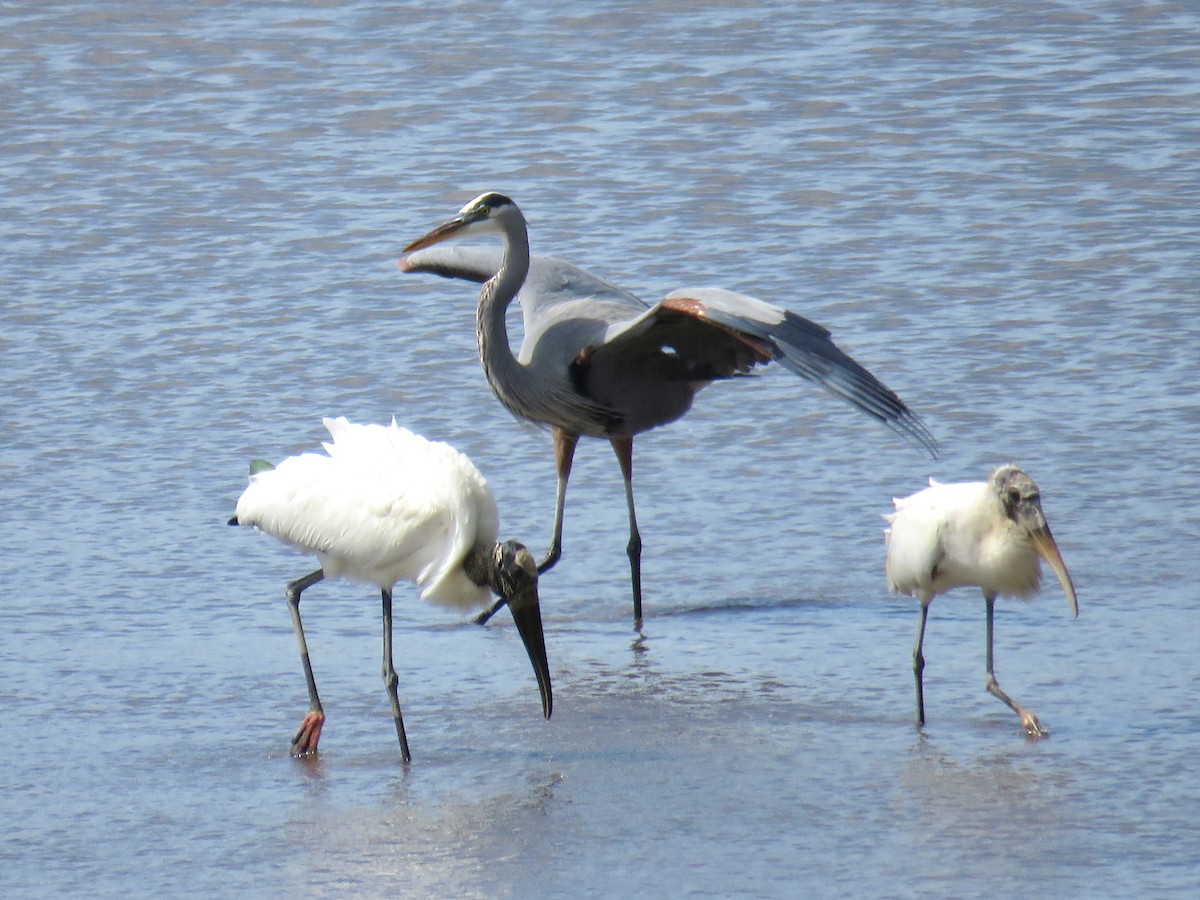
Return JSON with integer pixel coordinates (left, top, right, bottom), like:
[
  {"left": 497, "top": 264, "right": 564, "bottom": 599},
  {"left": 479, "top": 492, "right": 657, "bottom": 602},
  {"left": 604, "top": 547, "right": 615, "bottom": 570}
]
[{"left": 3, "top": 1, "right": 1198, "bottom": 896}]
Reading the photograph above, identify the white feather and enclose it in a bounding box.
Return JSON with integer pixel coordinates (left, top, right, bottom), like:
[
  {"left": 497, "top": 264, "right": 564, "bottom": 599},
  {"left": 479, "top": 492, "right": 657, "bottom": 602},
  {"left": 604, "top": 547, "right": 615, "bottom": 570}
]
[
  {"left": 884, "top": 478, "right": 1042, "bottom": 603},
  {"left": 234, "top": 417, "right": 498, "bottom": 611}
]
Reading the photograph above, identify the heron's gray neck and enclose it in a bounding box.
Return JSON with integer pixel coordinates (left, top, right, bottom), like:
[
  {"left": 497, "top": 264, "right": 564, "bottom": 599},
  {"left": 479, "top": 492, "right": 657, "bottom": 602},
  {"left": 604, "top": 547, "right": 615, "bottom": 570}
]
[{"left": 477, "top": 220, "right": 534, "bottom": 417}]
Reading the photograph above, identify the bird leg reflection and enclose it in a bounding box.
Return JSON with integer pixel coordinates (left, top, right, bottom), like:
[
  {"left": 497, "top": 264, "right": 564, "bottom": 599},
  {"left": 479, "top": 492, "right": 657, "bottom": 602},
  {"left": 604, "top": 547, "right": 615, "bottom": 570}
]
[
  {"left": 984, "top": 594, "right": 1046, "bottom": 737},
  {"left": 380, "top": 587, "right": 412, "bottom": 762},
  {"left": 286, "top": 569, "right": 327, "bottom": 756}
]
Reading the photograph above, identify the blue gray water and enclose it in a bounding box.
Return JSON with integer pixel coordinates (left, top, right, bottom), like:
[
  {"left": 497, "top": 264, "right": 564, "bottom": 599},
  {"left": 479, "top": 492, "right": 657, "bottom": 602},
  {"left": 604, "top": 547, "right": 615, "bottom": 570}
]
[{"left": 3, "top": 1, "right": 1197, "bottom": 896}]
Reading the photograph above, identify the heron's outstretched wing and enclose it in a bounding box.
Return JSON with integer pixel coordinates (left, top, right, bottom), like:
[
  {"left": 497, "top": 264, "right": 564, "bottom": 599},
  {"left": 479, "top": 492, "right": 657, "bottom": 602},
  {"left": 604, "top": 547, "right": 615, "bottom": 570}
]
[
  {"left": 402, "top": 247, "right": 936, "bottom": 455},
  {"left": 400, "top": 245, "right": 646, "bottom": 313},
  {"left": 593, "top": 295, "right": 775, "bottom": 381},
  {"left": 600, "top": 288, "right": 938, "bottom": 456}
]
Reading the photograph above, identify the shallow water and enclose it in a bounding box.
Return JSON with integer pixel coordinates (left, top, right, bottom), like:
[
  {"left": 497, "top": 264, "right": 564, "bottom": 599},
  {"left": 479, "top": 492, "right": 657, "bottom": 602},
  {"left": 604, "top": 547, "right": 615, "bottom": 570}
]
[{"left": 3, "top": 1, "right": 1198, "bottom": 896}]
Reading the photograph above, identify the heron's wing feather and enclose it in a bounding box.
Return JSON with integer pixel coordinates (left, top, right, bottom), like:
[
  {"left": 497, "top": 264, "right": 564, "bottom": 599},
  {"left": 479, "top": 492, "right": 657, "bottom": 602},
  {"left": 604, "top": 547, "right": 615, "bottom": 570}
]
[
  {"left": 401, "top": 245, "right": 646, "bottom": 311},
  {"left": 660, "top": 288, "right": 938, "bottom": 456},
  {"left": 525, "top": 255, "right": 646, "bottom": 310},
  {"left": 400, "top": 244, "right": 497, "bottom": 283},
  {"left": 595, "top": 297, "right": 776, "bottom": 380}
]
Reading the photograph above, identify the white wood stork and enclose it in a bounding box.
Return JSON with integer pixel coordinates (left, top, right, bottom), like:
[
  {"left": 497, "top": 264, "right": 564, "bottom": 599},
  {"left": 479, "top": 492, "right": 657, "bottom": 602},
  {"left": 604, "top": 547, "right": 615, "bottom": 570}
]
[
  {"left": 230, "top": 417, "right": 552, "bottom": 761},
  {"left": 884, "top": 464, "right": 1078, "bottom": 736}
]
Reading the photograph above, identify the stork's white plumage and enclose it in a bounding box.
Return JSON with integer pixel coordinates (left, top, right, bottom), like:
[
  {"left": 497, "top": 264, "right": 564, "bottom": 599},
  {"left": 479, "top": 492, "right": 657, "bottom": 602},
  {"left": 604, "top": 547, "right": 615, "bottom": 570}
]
[
  {"left": 230, "top": 417, "right": 552, "bottom": 762},
  {"left": 884, "top": 464, "right": 1078, "bottom": 736},
  {"left": 235, "top": 417, "right": 499, "bottom": 610}
]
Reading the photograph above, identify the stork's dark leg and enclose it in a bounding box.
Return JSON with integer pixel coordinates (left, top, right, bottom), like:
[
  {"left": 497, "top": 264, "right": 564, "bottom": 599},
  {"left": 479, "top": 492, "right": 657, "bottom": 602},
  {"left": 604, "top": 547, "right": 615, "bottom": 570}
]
[
  {"left": 381, "top": 587, "right": 412, "bottom": 762},
  {"left": 913, "top": 599, "right": 930, "bottom": 727},
  {"left": 286, "top": 569, "right": 326, "bottom": 756},
  {"left": 983, "top": 593, "right": 1045, "bottom": 736},
  {"left": 610, "top": 435, "right": 642, "bottom": 625}
]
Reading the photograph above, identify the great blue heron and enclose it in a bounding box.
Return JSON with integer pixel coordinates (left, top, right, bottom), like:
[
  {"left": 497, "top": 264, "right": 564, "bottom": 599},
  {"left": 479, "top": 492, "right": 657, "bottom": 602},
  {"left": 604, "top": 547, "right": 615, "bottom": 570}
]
[
  {"left": 229, "top": 416, "right": 553, "bottom": 762},
  {"left": 401, "top": 192, "right": 938, "bottom": 625},
  {"left": 884, "top": 464, "right": 1078, "bottom": 736}
]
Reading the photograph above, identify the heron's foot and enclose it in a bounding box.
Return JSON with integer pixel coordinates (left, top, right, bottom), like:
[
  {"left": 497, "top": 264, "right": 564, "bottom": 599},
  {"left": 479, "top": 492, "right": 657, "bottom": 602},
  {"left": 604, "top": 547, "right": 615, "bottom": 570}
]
[
  {"left": 291, "top": 710, "right": 325, "bottom": 756},
  {"left": 1018, "top": 708, "right": 1047, "bottom": 738}
]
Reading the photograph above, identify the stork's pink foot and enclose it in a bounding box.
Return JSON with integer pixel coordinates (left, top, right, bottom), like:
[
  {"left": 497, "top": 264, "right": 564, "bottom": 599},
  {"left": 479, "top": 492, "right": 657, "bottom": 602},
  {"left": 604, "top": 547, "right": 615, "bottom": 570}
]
[{"left": 291, "top": 710, "right": 325, "bottom": 756}]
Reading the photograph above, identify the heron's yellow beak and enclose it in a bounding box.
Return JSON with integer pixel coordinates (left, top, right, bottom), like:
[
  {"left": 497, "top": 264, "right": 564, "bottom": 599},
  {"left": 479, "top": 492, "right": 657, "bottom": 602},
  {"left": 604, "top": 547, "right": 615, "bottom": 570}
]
[
  {"left": 1030, "top": 526, "right": 1078, "bottom": 617},
  {"left": 401, "top": 208, "right": 485, "bottom": 256}
]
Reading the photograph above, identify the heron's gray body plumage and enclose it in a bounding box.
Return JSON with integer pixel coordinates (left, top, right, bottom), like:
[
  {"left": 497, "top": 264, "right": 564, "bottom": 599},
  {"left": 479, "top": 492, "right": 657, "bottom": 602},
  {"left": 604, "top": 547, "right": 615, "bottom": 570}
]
[{"left": 400, "top": 192, "right": 936, "bottom": 622}]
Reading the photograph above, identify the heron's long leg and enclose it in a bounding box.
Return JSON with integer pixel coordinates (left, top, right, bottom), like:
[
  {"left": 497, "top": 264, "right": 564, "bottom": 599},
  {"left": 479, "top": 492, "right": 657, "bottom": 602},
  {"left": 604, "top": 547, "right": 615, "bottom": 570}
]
[
  {"left": 540, "top": 426, "right": 579, "bottom": 574},
  {"left": 610, "top": 435, "right": 642, "bottom": 625},
  {"left": 470, "top": 598, "right": 504, "bottom": 625},
  {"left": 474, "top": 428, "right": 577, "bottom": 629},
  {"left": 983, "top": 593, "right": 1045, "bottom": 736},
  {"left": 381, "top": 588, "right": 412, "bottom": 762},
  {"left": 286, "top": 568, "right": 326, "bottom": 756},
  {"left": 913, "top": 599, "right": 930, "bottom": 726},
  {"left": 471, "top": 428, "right": 579, "bottom": 626},
  {"left": 472, "top": 429, "right": 576, "bottom": 628}
]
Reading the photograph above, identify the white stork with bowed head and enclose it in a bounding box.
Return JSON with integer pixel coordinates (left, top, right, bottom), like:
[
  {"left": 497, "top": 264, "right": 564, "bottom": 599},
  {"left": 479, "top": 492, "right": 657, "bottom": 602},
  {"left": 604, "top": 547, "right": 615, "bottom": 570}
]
[
  {"left": 884, "top": 464, "right": 1078, "bottom": 736},
  {"left": 229, "top": 417, "right": 553, "bottom": 762}
]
